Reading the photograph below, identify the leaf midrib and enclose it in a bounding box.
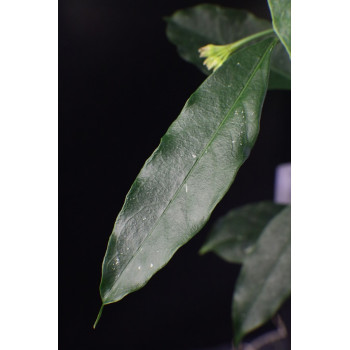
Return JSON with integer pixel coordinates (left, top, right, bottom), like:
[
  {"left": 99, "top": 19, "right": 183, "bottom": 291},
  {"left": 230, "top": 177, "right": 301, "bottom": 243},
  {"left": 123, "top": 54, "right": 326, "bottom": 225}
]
[{"left": 104, "top": 40, "right": 276, "bottom": 302}]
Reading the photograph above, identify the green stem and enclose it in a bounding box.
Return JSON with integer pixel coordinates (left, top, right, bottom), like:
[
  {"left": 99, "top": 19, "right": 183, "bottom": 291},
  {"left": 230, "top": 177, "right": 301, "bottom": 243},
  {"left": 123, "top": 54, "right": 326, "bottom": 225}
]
[
  {"left": 93, "top": 304, "right": 104, "bottom": 329},
  {"left": 226, "top": 28, "right": 275, "bottom": 51}
]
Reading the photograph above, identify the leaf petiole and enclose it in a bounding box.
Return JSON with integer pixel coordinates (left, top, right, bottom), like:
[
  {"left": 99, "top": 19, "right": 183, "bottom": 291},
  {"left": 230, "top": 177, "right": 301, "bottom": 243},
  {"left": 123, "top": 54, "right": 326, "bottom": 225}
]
[
  {"left": 93, "top": 304, "right": 104, "bottom": 329},
  {"left": 229, "top": 28, "right": 275, "bottom": 48}
]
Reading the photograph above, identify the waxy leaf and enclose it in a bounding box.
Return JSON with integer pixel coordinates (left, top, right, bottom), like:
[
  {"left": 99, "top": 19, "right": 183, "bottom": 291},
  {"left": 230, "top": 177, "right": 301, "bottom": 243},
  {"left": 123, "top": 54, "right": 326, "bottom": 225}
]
[
  {"left": 200, "top": 201, "right": 285, "bottom": 263},
  {"left": 268, "top": 0, "right": 291, "bottom": 57},
  {"left": 268, "top": 42, "right": 291, "bottom": 90},
  {"left": 165, "top": 4, "right": 290, "bottom": 90},
  {"left": 232, "top": 206, "right": 291, "bottom": 345},
  {"left": 96, "top": 38, "right": 277, "bottom": 324}
]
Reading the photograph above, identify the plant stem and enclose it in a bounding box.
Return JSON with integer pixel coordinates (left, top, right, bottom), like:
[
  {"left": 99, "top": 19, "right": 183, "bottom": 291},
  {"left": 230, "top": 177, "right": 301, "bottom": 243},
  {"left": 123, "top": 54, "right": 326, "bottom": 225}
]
[
  {"left": 93, "top": 304, "right": 104, "bottom": 329},
  {"left": 226, "top": 28, "right": 275, "bottom": 51},
  {"left": 231, "top": 315, "right": 288, "bottom": 350}
]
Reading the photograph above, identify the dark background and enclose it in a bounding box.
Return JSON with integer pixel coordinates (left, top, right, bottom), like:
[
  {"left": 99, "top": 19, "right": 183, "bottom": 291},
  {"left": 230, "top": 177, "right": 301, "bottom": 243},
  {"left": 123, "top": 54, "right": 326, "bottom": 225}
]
[{"left": 59, "top": 1, "right": 291, "bottom": 349}]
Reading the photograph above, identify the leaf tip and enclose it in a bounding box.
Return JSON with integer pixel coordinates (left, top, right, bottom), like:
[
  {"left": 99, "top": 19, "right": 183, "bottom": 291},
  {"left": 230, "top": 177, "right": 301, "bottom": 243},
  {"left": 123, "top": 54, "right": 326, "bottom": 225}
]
[
  {"left": 198, "top": 246, "right": 208, "bottom": 256},
  {"left": 233, "top": 329, "right": 243, "bottom": 348}
]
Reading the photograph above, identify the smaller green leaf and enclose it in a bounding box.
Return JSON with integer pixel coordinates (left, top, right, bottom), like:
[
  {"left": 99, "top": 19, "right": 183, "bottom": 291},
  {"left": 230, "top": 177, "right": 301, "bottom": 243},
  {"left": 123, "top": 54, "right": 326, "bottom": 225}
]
[
  {"left": 268, "top": 0, "right": 291, "bottom": 57},
  {"left": 200, "top": 201, "right": 285, "bottom": 263},
  {"left": 165, "top": 4, "right": 271, "bottom": 75},
  {"left": 165, "top": 4, "right": 290, "bottom": 90},
  {"left": 233, "top": 205, "right": 291, "bottom": 346}
]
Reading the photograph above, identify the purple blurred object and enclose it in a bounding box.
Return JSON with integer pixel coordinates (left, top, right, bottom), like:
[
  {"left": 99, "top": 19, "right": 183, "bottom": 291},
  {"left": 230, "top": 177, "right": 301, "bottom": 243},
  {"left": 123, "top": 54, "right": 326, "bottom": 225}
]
[{"left": 274, "top": 163, "right": 291, "bottom": 204}]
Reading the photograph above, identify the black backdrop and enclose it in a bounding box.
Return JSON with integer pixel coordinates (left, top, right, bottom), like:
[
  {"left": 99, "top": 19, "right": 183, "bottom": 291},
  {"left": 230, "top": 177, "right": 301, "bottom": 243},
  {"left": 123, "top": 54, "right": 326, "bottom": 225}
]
[{"left": 59, "top": 1, "right": 291, "bottom": 349}]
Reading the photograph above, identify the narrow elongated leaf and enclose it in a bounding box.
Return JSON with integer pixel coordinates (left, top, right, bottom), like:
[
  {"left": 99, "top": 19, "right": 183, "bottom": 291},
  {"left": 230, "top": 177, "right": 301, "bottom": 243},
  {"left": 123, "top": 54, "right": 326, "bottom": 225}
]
[
  {"left": 97, "top": 38, "right": 277, "bottom": 319},
  {"left": 165, "top": 4, "right": 290, "bottom": 90},
  {"left": 232, "top": 206, "right": 291, "bottom": 346},
  {"left": 199, "top": 201, "right": 285, "bottom": 263},
  {"left": 268, "top": 0, "right": 291, "bottom": 57}
]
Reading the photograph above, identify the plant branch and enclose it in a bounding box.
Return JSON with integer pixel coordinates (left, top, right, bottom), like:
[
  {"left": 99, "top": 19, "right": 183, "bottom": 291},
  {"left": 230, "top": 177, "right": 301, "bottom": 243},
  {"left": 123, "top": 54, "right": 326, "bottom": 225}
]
[{"left": 232, "top": 315, "right": 288, "bottom": 350}]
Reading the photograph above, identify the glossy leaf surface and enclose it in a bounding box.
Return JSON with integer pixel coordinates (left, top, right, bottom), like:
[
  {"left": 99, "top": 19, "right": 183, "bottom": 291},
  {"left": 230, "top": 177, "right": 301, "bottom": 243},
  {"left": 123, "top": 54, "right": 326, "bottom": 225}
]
[
  {"left": 233, "top": 206, "right": 291, "bottom": 345},
  {"left": 98, "top": 38, "right": 277, "bottom": 313},
  {"left": 268, "top": 0, "right": 291, "bottom": 56},
  {"left": 199, "top": 201, "right": 285, "bottom": 263},
  {"left": 165, "top": 4, "right": 290, "bottom": 89}
]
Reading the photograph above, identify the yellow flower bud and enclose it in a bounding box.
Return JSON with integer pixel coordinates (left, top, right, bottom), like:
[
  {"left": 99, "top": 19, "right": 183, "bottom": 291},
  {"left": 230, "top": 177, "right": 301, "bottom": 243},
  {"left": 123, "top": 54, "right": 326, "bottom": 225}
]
[
  {"left": 198, "top": 28, "right": 275, "bottom": 72},
  {"left": 198, "top": 43, "right": 237, "bottom": 72}
]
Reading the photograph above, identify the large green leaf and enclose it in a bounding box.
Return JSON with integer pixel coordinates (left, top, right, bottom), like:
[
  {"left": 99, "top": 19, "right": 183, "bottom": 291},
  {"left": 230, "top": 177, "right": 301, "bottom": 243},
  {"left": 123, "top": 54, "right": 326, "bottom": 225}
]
[
  {"left": 268, "top": 0, "right": 291, "bottom": 57},
  {"left": 165, "top": 4, "right": 290, "bottom": 90},
  {"left": 96, "top": 38, "right": 277, "bottom": 324},
  {"left": 199, "top": 201, "right": 285, "bottom": 263},
  {"left": 232, "top": 206, "right": 291, "bottom": 346}
]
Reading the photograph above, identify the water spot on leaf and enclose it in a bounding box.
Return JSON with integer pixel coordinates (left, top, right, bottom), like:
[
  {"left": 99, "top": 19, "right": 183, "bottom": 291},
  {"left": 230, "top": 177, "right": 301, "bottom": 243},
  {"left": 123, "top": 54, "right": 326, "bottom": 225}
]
[{"left": 110, "top": 257, "right": 120, "bottom": 271}]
